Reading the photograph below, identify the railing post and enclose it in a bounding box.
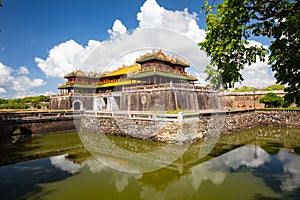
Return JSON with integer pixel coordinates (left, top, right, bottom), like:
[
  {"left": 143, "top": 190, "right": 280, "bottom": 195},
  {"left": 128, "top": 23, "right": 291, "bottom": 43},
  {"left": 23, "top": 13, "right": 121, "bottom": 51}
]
[{"left": 178, "top": 112, "right": 183, "bottom": 124}]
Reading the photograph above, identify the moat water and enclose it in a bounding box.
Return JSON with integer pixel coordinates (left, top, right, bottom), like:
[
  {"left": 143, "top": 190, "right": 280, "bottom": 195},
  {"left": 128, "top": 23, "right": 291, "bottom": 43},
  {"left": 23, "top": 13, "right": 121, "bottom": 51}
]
[{"left": 0, "top": 127, "right": 300, "bottom": 200}]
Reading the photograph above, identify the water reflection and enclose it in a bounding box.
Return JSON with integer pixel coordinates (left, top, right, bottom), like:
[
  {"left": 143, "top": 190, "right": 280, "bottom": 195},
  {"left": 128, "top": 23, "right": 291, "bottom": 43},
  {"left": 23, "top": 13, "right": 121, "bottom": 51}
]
[
  {"left": 1, "top": 127, "right": 300, "bottom": 200},
  {"left": 78, "top": 131, "right": 191, "bottom": 173},
  {"left": 277, "top": 150, "right": 300, "bottom": 191},
  {"left": 50, "top": 155, "right": 81, "bottom": 174},
  {"left": 42, "top": 145, "right": 300, "bottom": 200}
]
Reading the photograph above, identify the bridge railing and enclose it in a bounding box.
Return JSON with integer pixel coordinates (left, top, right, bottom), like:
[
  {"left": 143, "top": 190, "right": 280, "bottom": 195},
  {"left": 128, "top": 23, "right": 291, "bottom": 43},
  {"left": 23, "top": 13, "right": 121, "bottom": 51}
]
[
  {"left": 82, "top": 109, "right": 257, "bottom": 122},
  {"left": 0, "top": 110, "right": 80, "bottom": 121},
  {"left": 0, "top": 108, "right": 260, "bottom": 122}
]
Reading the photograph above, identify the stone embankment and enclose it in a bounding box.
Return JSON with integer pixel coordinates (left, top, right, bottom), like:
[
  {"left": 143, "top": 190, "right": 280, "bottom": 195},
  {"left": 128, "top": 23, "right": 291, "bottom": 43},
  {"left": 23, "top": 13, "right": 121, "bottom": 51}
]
[
  {"left": 257, "top": 110, "right": 300, "bottom": 128},
  {"left": 79, "top": 110, "right": 300, "bottom": 144},
  {"left": 0, "top": 111, "right": 79, "bottom": 137}
]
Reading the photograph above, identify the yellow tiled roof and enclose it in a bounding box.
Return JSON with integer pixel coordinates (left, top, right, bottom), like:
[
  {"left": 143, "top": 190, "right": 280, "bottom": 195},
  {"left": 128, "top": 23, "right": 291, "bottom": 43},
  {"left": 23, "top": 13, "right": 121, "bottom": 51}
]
[
  {"left": 105, "top": 64, "right": 141, "bottom": 77},
  {"left": 100, "top": 80, "right": 140, "bottom": 88}
]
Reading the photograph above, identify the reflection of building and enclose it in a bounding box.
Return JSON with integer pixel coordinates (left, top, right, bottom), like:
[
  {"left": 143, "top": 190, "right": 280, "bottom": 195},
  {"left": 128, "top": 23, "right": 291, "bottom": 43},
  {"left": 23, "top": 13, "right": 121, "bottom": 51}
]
[{"left": 50, "top": 50, "right": 218, "bottom": 111}]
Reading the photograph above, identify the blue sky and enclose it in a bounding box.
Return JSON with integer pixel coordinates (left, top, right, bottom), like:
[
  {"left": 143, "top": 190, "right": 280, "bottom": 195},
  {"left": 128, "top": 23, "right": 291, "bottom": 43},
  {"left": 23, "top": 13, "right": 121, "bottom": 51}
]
[{"left": 0, "top": 0, "right": 275, "bottom": 98}]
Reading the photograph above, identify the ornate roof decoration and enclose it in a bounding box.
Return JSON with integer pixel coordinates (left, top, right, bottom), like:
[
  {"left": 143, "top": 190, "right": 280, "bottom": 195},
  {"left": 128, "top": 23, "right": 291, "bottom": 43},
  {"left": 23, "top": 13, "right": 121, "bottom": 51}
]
[
  {"left": 136, "top": 49, "right": 190, "bottom": 66},
  {"left": 64, "top": 69, "right": 103, "bottom": 78},
  {"left": 64, "top": 70, "right": 84, "bottom": 78}
]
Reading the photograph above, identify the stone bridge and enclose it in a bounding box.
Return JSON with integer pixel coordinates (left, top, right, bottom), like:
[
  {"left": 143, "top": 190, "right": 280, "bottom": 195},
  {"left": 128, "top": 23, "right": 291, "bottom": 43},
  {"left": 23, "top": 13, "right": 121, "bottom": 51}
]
[{"left": 0, "top": 111, "right": 80, "bottom": 137}]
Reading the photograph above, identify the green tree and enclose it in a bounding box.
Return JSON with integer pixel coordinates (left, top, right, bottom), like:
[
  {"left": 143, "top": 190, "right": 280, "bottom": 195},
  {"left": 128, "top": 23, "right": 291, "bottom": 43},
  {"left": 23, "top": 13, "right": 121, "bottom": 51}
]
[
  {"left": 30, "top": 99, "right": 39, "bottom": 109},
  {"left": 0, "top": 95, "right": 50, "bottom": 109},
  {"left": 232, "top": 86, "right": 256, "bottom": 92},
  {"left": 265, "top": 84, "right": 286, "bottom": 91},
  {"left": 199, "top": 0, "right": 300, "bottom": 105},
  {"left": 36, "top": 95, "right": 50, "bottom": 102},
  {"left": 259, "top": 92, "right": 284, "bottom": 108},
  {"left": 204, "top": 65, "right": 223, "bottom": 89}
]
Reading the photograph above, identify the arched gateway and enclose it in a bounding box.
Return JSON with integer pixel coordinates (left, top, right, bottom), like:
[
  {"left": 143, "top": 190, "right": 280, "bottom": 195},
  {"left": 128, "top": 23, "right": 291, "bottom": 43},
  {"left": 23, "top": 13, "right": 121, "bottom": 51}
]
[{"left": 73, "top": 100, "right": 83, "bottom": 110}]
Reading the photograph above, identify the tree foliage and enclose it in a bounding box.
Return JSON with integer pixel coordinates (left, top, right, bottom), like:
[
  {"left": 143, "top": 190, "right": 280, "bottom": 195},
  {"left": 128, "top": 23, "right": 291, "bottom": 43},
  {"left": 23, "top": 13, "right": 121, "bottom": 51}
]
[
  {"left": 0, "top": 95, "right": 50, "bottom": 109},
  {"left": 259, "top": 92, "right": 284, "bottom": 108},
  {"left": 232, "top": 85, "right": 256, "bottom": 92},
  {"left": 199, "top": 0, "right": 300, "bottom": 105},
  {"left": 204, "top": 65, "right": 223, "bottom": 89},
  {"left": 199, "top": 0, "right": 268, "bottom": 89},
  {"left": 265, "top": 84, "right": 286, "bottom": 91}
]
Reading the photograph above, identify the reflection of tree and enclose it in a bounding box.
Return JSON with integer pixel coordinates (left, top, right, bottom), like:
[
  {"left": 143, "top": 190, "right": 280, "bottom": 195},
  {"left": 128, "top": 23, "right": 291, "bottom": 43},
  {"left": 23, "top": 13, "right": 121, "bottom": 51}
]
[
  {"left": 65, "top": 150, "right": 92, "bottom": 164},
  {"left": 138, "top": 168, "right": 184, "bottom": 191},
  {"left": 0, "top": 155, "right": 74, "bottom": 200},
  {"left": 0, "top": 132, "right": 84, "bottom": 166},
  {"left": 294, "top": 147, "right": 300, "bottom": 155},
  {"left": 260, "top": 142, "right": 284, "bottom": 155}
]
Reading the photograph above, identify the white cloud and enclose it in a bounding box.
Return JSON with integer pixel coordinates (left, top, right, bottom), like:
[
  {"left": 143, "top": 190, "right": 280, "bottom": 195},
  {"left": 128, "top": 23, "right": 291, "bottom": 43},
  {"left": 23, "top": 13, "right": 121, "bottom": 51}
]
[
  {"left": 50, "top": 154, "right": 81, "bottom": 174},
  {"left": 108, "top": 19, "right": 127, "bottom": 39},
  {"left": 136, "top": 0, "right": 205, "bottom": 42},
  {"left": 35, "top": 40, "right": 85, "bottom": 78},
  {"left": 0, "top": 88, "right": 6, "bottom": 98},
  {"left": 137, "top": 0, "right": 164, "bottom": 28},
  {"left": 239, "top": 57, "right": 276, "bottom": 88},
  {"left": 0, "top": 88, "right": 6, "bottom": 93},
  {"left": 34, "top": 0, "right": 209, "bottom": 79},
  {"left": 232, "top": 40, "right": 275, "bottom": 88},
  {"left": 40, "top": 91, "right": 56, "bottom": 96},
  {"left": 34, "top": 0, "right": 275, "bottom": 89},
  {"left": 12, "top": 76, "right": 46, "bottom": 92},
  {"left": 17, "top": 66, "right": 30, "bottom": 75},
  {"left": 0, "top": 62, "right": 47, "bottom": 98},
  {"left": 11, "top": 76, "right": 46, "bottom": 98},
  {"left": 277, "top": 150, "right": 300, "bottom": 191},
  {"left": 0, "top": 62, "right": 14, "bottom": 86}
]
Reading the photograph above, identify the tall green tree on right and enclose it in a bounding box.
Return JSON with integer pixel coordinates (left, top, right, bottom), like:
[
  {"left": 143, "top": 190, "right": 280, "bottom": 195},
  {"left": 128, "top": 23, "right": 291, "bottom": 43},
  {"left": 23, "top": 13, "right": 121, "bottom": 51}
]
[
  {"left": 259, "top": 92, "right": 284, "bottom": 108},
  {"left": 199, "top": 0, "right": 300, "bottom": 105}
]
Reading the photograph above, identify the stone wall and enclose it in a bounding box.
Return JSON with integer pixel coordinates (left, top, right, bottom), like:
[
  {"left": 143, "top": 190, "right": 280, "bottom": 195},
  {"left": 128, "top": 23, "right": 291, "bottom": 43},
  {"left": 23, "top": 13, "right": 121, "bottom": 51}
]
[
  {"left": 257, "top": 111, "right": 300, "bottom": 128},
  {"left": 50, "top": 95, "right": 72, "bottom": 110},
  {"left": 50, "top": 95, "right": 94, "bottom": 110},
  {"left": 29, "top": 119, "right": 77, "bottom": 136},
  {"left": 0, "top": 118, "right": 77, "bottom": 137},
  {"left": 120, "top": 89, "right": 219, "bottom": 111},
  {"left": 224, "top": 91, "right": 286, "bottom": 110},
  {"left": 50, "top": 88, "right": 220, "bottom": 111},
  {"left": 50, "top": 90, "right": 287, "bottom": 111},
  {"left": 79, "top": 110, "right": 300, "bottom": 144}
]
